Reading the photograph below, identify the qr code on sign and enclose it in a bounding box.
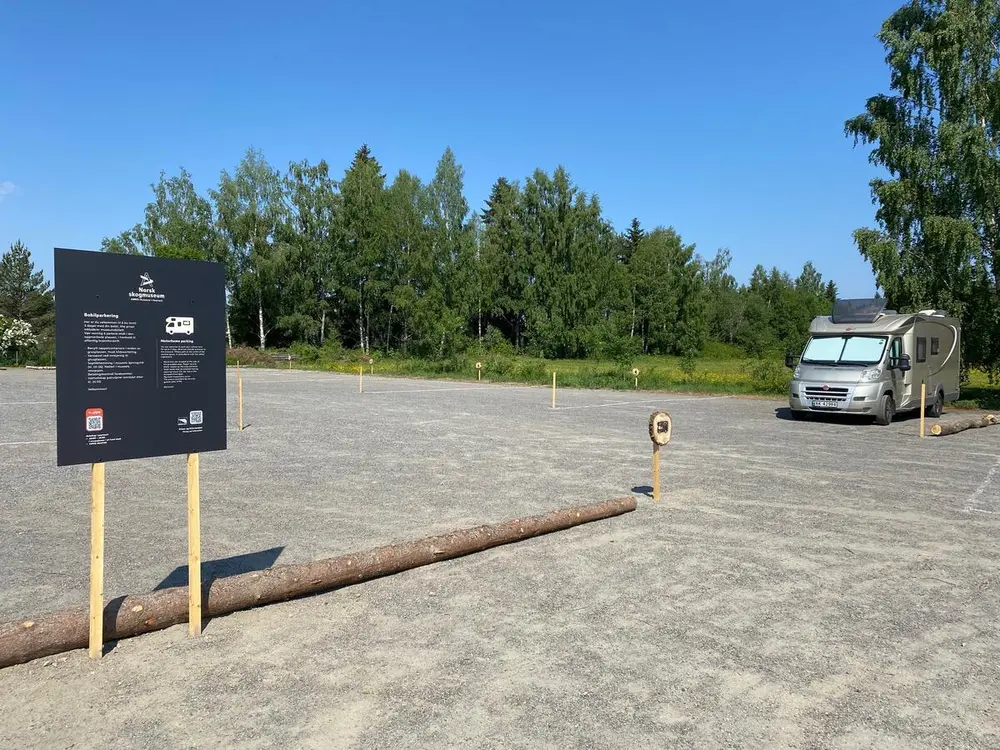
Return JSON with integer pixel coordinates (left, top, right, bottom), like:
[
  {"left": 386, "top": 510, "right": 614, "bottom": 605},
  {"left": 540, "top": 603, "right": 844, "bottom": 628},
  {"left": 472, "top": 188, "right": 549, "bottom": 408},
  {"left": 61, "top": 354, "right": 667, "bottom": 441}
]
[
  {"left": 189, "top": 410, "right": 203, "bottom": 425},
  {"left": 86, "top": 415, "right": 103, "bottom": 432}
]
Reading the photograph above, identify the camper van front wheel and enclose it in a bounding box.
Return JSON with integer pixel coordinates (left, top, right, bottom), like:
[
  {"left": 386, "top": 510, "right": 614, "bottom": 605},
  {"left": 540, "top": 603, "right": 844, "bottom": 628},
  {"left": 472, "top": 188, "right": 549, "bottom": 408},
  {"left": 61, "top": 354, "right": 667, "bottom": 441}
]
[{"left": 876, "top": 394, "right": 895, "bottom": 426}]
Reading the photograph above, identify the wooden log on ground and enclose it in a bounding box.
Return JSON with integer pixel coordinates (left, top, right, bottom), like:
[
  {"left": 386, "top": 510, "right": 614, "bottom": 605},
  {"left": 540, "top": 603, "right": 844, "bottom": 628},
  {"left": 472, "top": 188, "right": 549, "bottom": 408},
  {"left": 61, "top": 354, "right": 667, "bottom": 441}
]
[
  {"left": 930, "top": 414, "right": 998, "bottom": 437},
  {"left": 0, "top": 496, "right": 637, "bottom": 669}
]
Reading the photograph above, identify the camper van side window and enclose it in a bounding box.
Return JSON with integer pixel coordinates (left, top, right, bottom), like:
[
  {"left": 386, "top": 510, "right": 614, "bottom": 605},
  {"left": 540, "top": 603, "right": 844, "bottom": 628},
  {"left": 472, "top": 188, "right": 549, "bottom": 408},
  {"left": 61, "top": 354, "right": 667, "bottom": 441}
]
[
  {"left": 916, "top": 337, "right": 927, "bottom": 363},
  {"left": 889, "top": 338, "right": 902, "bottom": 368},
  {"left": 931, "top": 338, "right": 940, "bottom": 356}
]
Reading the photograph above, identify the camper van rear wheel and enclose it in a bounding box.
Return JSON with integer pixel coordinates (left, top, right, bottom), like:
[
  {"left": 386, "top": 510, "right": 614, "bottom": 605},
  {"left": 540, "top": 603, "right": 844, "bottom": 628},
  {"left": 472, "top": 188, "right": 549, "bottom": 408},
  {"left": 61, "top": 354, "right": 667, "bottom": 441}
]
[
  {"left": 875, "top": 394, "right": 895, "bottom": 426},
  {"left": 927, "top": 390, "right": 943, "bottom": 419}
]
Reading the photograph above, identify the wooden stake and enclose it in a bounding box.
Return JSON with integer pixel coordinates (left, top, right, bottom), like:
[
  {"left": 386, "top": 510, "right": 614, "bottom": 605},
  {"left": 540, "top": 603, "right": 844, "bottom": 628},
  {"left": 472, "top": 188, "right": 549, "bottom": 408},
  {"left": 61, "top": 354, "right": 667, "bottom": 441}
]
[
  {"left": 89, "top": 463, "right": 105, "bottom": 659},
  {"left": 920, "top": 381, "right": 926, "bottom": 439},
  {"left": 359, "top": 365, "right": 363, "bottom": 393},
  {"left": 187, "top": 453, "right": 202, "bottom": 637},
  {"left": 652, "top": 445, "right": 661, "bottom": 502},
  {"left": 551, "top": 371, "right": 557, "bottom": 409},
  {"left": 634, "top": 376, "right": 638, "bottom": 390},
  {"left": 237, "top": 361, "right": 244, "bottom": 431},
  {"left": 478, "top": 369, "right": 481, "bottom": 382}
]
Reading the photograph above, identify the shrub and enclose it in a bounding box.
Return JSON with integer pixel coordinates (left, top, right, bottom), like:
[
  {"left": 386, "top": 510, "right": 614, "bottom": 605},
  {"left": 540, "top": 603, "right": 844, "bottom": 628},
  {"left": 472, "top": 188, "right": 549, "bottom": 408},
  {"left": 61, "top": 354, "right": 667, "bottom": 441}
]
[
  {"left": 743, "top": 358, "right": 789, "bottom": 394},
  {"left": 226, "top": 346, "right": 273, "bottom": 366},
  {"left": 289, "top": 341, "right": 320, "bottom": 362}
]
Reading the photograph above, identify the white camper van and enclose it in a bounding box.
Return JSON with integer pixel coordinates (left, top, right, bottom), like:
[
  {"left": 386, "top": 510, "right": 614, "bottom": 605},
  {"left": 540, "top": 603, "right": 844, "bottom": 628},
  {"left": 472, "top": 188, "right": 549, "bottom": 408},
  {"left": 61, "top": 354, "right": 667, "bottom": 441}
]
[{"left": 786, "top": 299, "right": 961, "bottom": 425}]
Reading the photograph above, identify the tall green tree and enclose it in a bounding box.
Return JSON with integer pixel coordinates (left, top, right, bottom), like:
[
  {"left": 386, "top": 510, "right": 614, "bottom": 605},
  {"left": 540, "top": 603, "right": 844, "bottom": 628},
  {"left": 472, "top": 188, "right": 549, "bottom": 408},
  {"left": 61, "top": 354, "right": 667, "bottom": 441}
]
[
  {"left": 480, "top": 177, "right": 528, "bottom": 348},
  {"left": 0, "top": 241, "right": 53, "bottom": 363},
  {"left": 102, "top": 169, "right": 223, "bottom": 261},
  {"left": 630, "top": 228, "right": 706, "bottom": 356},
  {"left": 0, "top": 241, "right": 49, "bottom": 319},
  {"left": 426, "top": 147, "right": 473, "bottom": 353},
  {"left": 846, "top": 0, "right": 1000, "bottom": 374},
  {"left": 337, "top": 145, "right": 387, "bottom": 352},
  {"left": 211, "top": 148, "right": 288, "bottom": 350},
  {"left": 281, "top": 159, "right": 340, "bottom": 345}
]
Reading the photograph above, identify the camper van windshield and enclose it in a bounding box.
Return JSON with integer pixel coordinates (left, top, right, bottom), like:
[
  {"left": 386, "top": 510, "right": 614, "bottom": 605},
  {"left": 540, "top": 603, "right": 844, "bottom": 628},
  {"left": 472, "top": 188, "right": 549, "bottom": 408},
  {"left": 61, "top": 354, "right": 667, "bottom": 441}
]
[{"left": 801, "top": 335, "right": 888, "bottom": 366}]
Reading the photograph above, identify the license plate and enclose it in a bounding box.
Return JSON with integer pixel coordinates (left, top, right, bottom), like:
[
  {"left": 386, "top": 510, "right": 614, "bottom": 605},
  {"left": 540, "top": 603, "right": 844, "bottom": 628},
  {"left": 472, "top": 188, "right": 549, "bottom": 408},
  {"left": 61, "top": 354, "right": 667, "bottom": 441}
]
[{"left": 811, "top": 400, "right": 839, "bottom": 409}]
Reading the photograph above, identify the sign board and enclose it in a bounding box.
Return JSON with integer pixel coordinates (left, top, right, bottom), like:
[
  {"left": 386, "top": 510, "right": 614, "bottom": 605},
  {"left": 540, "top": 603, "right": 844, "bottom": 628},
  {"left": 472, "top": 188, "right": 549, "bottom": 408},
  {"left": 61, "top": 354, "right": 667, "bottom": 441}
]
[{"left": 54, "top": 248, "right": 227, "bottom": 466}]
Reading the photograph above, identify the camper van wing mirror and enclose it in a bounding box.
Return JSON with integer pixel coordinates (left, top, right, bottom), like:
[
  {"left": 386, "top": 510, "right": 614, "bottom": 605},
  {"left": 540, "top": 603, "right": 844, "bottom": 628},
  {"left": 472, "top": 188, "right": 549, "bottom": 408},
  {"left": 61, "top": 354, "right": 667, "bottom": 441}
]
[
  {"left": 896, "top": 353, "right": 912, "bottom": 372},
  {"left": 784, "top": 350, "right": 799, "bottom": 369}
]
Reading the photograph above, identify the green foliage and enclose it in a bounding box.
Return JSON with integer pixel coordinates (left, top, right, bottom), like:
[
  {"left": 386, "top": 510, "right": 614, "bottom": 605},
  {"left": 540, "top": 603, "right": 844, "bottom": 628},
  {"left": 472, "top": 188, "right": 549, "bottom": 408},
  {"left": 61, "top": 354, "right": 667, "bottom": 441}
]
[
  {"left": 0, "top": 241, "right": 54, "bottom": 365},
  {"left": 846, "top": 0, "right": 1000, "bottom": 376},
  {"left": 97, "top": 145, "right": 842, "bottom": 366}
]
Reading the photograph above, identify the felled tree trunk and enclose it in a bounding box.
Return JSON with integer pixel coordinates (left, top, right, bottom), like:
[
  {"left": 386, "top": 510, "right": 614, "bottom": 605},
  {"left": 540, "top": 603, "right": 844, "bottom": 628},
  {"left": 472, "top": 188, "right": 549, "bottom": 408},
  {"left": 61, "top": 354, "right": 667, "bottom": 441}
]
[
  {"left": 0, "top": 497, "right": 637, "bottom": 670},
  {"left": 930, "top": 414, "right": 998, "bottom": 436}
]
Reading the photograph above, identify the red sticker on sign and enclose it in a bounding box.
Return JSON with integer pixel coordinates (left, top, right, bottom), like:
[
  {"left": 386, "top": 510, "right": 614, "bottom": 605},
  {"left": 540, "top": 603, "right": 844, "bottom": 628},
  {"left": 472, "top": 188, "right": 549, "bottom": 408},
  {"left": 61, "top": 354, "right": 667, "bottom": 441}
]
[{"left": 85, "top": 408, "right": 104, "bottom": 433}]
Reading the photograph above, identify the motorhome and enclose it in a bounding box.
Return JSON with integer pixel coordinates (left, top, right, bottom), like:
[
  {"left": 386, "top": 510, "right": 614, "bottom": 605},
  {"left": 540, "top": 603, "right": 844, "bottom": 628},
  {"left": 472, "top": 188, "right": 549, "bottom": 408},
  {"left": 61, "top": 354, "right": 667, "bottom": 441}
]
[{"left": 786, "top": 298, "right": 961, "bottom": 425}]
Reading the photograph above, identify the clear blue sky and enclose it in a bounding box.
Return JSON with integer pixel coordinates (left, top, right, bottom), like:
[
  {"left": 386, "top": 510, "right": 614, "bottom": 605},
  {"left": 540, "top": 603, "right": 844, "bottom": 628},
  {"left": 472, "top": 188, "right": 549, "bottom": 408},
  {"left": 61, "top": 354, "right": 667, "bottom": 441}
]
[{"left": 1, "top": 0, "right": 899, "bottom": 296}]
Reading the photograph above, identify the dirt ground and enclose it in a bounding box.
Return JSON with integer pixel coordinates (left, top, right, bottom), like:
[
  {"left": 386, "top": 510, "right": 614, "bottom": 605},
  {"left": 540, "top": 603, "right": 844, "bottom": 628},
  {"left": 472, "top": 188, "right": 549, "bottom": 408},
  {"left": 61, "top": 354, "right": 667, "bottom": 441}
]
[{"left": 1, "top": 367, "right": 998, "bottom": 748}]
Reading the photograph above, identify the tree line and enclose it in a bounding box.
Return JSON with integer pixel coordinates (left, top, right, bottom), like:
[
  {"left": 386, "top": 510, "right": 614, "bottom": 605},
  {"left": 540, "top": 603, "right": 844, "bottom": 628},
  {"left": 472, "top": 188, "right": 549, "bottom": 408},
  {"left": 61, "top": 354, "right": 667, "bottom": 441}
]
[{"left": 96, "top": 145, "right": 835, "bottom": 361}]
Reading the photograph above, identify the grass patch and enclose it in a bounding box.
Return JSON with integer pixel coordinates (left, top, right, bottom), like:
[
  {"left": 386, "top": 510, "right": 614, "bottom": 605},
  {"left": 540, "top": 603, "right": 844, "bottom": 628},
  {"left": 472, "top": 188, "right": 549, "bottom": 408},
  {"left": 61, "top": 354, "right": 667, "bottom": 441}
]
[{"left": 226, "top": 348, "right": 1000, "bottom": 410}]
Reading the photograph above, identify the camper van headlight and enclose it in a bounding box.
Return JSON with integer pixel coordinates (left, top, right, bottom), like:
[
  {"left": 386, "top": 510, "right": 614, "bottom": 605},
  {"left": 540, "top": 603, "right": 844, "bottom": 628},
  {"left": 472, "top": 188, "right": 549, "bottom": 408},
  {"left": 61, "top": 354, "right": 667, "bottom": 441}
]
[
  {"left": 793, "top": 365, "right": 801, "bottom": 379},
  {"left": 861, "top": 367, "right": 882, "bottom": 382}
]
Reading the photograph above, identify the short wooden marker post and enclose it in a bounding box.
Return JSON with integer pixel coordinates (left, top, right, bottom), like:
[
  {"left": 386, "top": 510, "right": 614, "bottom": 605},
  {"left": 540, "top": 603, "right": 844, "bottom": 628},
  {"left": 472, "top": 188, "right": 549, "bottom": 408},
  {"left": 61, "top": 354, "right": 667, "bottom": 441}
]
[
  {"left": 648, "top": 411, "right": 672, "bottom": 503},
  {"left": 652, "top": 445, "right": 661, "bottom": 501},
  {"left": 476, "top": 362, "right": 482, "bottom": 381},
  {"left": 237, "top": 361, "right": 244, "bottom": 431},
  {"left": 632, "top": 367, "right": 640, "bottom": 390},
  {"left": 89, "top": 462, "right": 106, "bottom": 659},
  {"left": 369, "top": 357, "right": 374, "bottom": 376},
  {"left": 920, "top": 381, "right": 927, "bottom": 439},
  {"left": 551, "top": 371, "right": 557, "bottom": 409},
  {"left": 187, "top": 453, "right": 202, "bottom": 637}
]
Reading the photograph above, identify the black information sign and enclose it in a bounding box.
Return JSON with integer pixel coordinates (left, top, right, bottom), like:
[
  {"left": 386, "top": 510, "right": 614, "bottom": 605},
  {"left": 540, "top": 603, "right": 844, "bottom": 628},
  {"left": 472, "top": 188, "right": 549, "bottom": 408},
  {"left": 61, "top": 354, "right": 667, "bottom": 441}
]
[{"left": 55, "top": 248, "right": 227, "bottom": 466}]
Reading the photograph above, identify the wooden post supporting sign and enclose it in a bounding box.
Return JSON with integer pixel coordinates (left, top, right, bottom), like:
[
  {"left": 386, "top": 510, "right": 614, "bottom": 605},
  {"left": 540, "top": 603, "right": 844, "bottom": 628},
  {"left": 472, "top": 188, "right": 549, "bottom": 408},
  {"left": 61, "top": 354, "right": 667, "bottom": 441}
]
[
  {"left": 187, "top": 453, "right": 202, "bottom": 637},
  {"left": 652, "top": 445, "right": 661, "bottom": 501},
  {"left": 89, "top": 462, "right": 105, "bottom": 659},
  {"left": 552, "top": 371, "right": 557, "bottom": 409},
  {"left": 648, "top": 411, "right": 672, "bottom": 503},
  {"left": 359, "top": 365, "right": 363, "bottom": 393},
  {"left": 237, "top": 361, "right": 244, "bottom": 431},
  {"left": 920, "top": 381, "right": 927, "bottom": 439}
]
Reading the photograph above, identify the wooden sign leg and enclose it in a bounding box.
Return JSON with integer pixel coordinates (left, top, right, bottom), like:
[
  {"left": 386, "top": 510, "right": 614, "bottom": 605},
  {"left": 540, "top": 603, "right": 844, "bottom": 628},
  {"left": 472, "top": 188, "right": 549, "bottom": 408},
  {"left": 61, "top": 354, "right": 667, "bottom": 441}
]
[
  {"left": 237, "top": 361, "right": 244, "bottom": 431},
  {"left": 359, "top": 366, "right": 363, "bottom": 393},
  {"left": 920, "top": 381, "right": 926, "bottom": 439},
  {"left": 552, "top": 371, "right": 556, "bottom": 409},
  {"left": 187, "top": 453, "right": 202, "bottom": 637},
  {"left": 652, "top": 445, "right": 661, "bottom": 503},
  {"left": 89, "top": 462, "right": 106, "bottom": 659}
]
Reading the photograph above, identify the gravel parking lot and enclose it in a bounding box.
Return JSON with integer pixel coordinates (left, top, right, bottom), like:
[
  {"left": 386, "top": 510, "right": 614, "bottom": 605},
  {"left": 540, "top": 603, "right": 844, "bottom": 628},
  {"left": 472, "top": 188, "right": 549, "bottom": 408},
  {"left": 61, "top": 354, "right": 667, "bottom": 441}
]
[{"left": 1, "top": 367, "right": 998, "bottom": 748}]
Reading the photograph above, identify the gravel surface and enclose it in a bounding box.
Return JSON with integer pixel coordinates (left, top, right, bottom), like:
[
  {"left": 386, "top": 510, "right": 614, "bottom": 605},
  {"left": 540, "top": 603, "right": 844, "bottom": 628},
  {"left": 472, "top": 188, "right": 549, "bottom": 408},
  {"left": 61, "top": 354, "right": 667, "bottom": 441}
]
[{"left": 1, "top": 367, "right": 998, "bottom": 748}]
